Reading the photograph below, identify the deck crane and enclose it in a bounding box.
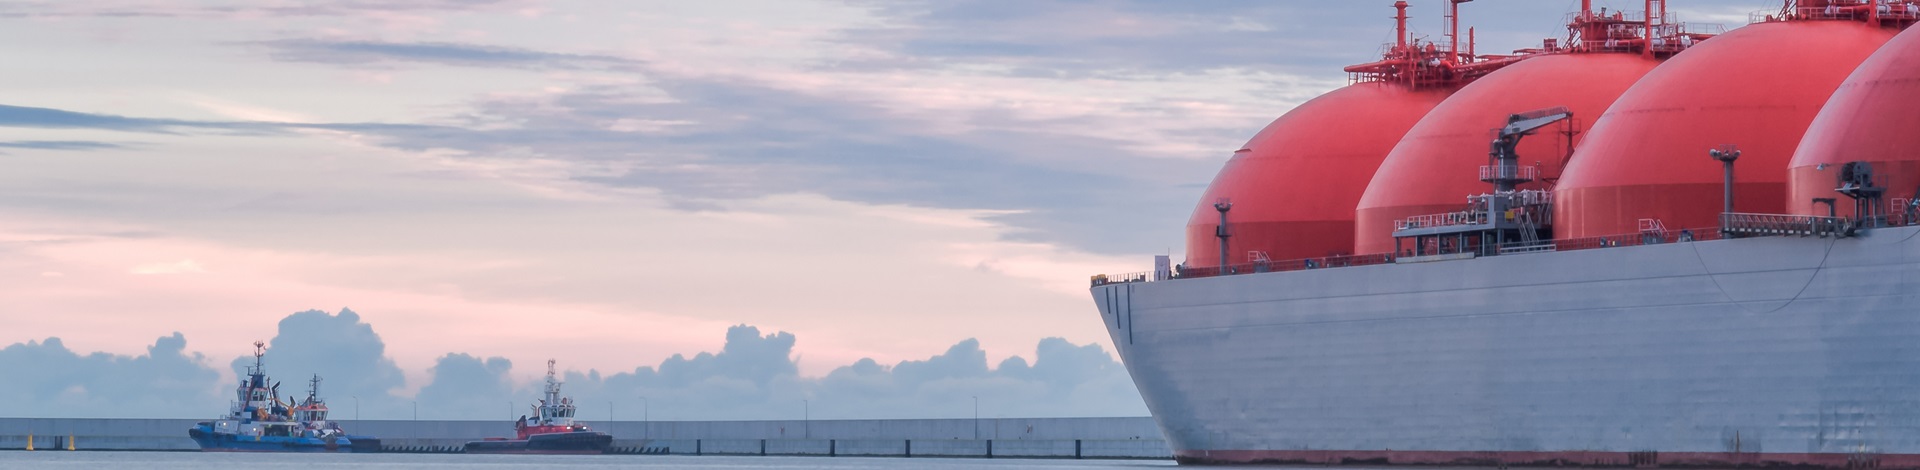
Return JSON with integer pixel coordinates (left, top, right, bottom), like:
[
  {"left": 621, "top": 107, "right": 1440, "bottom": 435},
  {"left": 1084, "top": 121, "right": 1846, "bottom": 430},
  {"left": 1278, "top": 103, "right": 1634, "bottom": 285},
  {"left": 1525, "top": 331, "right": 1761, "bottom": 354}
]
[
  {"left": 1485, "top": 107, "right": 1572, "bottom": 193},
  {"left": 1392, "top": 107, "right": 1573, "bottom": 257}
]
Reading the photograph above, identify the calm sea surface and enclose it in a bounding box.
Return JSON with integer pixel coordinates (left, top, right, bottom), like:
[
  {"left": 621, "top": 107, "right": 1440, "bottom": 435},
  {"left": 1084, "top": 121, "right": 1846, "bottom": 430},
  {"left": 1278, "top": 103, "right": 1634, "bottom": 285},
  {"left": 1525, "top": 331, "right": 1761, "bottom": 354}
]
[{"left": 0, "top": 452, "right": 1186, "bottom": 469}]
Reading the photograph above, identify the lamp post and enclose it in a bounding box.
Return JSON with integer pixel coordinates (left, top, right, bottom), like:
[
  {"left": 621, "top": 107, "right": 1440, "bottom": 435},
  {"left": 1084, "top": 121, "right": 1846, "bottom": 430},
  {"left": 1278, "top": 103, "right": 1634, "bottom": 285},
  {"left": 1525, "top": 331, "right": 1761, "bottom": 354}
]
[
  {"left": 508, "top": 401, "right": 514, "bottom": 421},
  {"left": 350, "top": 395, "right": 359, "bottom": 424},
  {"left": 972, "top": 396, "right": 979, "bottom": 440},
  {"left": 411, "top": 401, "right": 417, "bottom": 421},
  {"left": 639, "top": 396, "right": 649, "bottom": 439},
  {"left": 609, "top": 401, "right": 615, "bottom": 422},
  {"left": 1711, "top": 145, "right": 1741, "bottom": 226},
  {"left": 803, "top": 399, "right": 810, "bottom": 439},
  {"left": 1713, "top": 146, "right": 1739, "bottom": 214}
]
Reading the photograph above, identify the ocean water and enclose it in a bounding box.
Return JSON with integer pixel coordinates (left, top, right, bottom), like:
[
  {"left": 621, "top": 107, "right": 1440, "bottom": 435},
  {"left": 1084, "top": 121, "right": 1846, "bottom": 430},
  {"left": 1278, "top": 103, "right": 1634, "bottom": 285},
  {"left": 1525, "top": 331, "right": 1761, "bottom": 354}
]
[{"left": 0, "top": 452, "right": 1184, "bottom": 469}]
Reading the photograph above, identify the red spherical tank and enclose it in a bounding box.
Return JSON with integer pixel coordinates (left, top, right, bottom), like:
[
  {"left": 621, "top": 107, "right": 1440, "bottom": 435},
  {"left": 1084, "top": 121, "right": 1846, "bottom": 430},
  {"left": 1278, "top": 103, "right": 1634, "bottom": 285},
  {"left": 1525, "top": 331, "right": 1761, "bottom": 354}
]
[
  {"left": 1184, "top": 81, "right": 1451, "bottom": 267},
  {"left": 1787, "top": 25, "right": 1920, "bottom": 217},
  {"left": 1554, "top": 20, "right": 1897, "bottom": 239},
  {"left": 1353, "top": 53, "right": 1661, "bottom": 255}
]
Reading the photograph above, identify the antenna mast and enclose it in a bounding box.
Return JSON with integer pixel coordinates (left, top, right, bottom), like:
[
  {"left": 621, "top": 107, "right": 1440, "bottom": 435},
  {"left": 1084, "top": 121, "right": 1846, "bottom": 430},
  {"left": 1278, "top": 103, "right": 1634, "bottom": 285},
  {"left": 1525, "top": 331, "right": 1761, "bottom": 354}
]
[{"left": 252, "top": 340, "right": 266, "bottom": 371}]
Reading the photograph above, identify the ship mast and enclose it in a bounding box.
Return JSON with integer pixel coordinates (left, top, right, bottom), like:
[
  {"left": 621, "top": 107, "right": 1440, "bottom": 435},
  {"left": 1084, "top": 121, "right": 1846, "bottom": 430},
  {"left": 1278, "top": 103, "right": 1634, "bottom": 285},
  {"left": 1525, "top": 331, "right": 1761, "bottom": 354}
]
[
  {"left": 534, "top": 359, "right": 577, "bottom": 427},
  {"left": 250, "top": 340, "right": 265, "bottom": 377},
  {"left": 544, "top": 359, "right": 561, "bottom": 408},
  {"left": 306, "top": 375, "right": 323, "bottom": 404}
]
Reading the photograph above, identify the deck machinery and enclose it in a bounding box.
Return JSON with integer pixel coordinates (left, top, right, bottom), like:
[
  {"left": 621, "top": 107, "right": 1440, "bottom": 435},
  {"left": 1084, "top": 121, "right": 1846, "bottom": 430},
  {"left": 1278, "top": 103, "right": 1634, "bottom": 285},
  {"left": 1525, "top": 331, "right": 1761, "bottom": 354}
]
[{"left": 1391, "top": 107, "right": 1571, "bottom": 257}]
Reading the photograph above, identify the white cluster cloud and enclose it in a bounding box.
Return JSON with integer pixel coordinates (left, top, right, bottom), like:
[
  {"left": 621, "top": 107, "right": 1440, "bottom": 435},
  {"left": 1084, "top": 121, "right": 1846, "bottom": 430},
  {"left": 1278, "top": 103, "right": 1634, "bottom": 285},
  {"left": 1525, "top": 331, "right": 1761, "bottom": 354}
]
[
  {"left": 0, "top": 333, "right": 220, "bottom": 418},
  {"left": 0, "top": 310, "right": 1145, "bottom": 420}
]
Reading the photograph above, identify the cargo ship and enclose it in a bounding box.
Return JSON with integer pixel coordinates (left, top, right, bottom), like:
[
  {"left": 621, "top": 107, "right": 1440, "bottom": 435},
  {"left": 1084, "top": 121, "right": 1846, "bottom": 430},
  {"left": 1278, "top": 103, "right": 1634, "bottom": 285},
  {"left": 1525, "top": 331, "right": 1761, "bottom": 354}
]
[
  {"left": 465, "top": 360, "right": 615, "bottom": 454},
  {"left": 1090, "top": 1, "right": 1920, "bottom": 468},
  {"left": 188, "top": 341, "right": 380, "bottom": 452}
]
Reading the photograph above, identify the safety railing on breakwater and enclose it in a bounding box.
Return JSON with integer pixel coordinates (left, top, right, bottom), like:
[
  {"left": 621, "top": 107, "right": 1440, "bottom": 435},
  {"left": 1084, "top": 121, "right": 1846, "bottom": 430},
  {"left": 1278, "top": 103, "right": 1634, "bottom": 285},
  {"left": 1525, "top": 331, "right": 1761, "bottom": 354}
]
[
  {"left": 0, "top": 417, "right": 1171, "bottom": 459},
  {"left": 377, "top": 437, "right": 1165, "bottom": 459}
]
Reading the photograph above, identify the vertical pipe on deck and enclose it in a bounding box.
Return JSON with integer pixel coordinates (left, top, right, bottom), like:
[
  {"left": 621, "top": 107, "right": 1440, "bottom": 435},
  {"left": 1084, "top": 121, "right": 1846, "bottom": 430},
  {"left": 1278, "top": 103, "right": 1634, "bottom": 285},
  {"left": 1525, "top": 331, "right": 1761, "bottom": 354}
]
[
  {"left": 1214, "top": 202, "right": 1232, "bottom": 269},
  {"left": 1395, "top": 1, "right": 1410, "bottom": 49}
]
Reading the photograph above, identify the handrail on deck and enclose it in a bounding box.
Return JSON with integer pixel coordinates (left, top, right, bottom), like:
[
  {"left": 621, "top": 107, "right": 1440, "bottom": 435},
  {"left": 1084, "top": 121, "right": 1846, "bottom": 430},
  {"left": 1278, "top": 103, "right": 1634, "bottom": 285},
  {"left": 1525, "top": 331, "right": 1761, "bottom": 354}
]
[
  {"left": 1092, "top": 225, "right": 1715, "bottom": 287},
  {"left": 1092, "top": 209, "right": 1920, "bottom": 287}
]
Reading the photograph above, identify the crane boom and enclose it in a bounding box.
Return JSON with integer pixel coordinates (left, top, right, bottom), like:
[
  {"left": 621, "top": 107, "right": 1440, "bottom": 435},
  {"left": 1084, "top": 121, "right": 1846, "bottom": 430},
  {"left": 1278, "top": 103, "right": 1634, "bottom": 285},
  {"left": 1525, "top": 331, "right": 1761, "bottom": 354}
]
[
  {"left": 1501, "top": 111, "right": 1573, "bottom": 137},
  {"left": 1487, "top": 107, "right": 1573, "bottom": 192}
]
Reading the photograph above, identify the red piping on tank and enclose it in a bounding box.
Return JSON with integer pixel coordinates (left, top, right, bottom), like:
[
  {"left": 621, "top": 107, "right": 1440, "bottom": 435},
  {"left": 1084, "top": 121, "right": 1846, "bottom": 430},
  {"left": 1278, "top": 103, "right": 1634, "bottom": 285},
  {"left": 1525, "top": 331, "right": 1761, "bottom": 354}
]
[{"left": 1345, "top": 0, "right": 1537, "bottom": 89}]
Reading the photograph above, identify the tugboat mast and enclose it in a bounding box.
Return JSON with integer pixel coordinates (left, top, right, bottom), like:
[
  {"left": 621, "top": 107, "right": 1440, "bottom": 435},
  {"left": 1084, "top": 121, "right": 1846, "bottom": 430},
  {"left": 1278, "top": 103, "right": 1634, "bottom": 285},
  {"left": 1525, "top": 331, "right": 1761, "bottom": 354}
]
[{"left": 534, "top": 359, "right": 577, "bottom": 427}]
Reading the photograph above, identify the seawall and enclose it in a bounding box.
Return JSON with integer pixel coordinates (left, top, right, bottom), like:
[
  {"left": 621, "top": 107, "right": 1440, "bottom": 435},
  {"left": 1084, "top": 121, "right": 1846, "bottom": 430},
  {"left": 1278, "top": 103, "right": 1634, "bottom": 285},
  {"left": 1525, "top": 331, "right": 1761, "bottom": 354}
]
[{"left": 0, "top": 417, "right": 1170, "bottom": 459}]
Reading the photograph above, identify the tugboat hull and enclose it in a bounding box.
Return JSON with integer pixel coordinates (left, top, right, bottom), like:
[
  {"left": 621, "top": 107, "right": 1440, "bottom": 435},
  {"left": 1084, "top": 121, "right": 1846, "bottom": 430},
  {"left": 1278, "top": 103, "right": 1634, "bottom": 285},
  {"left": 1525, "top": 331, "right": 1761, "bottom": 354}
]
[
  {"left": 464, "top": 431, "right": 614, "bottom": 455},
  {"left": 188, "top": 426, "right": 357, "bottom": 453}
]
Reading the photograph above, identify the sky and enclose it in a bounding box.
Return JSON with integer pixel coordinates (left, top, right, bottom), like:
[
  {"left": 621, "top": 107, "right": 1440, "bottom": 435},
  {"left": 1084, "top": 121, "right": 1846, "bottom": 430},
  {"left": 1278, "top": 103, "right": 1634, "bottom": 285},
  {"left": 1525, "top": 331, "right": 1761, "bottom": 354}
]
[{"left": 0, "top": 0, "right": 1776, "bottom": 419}]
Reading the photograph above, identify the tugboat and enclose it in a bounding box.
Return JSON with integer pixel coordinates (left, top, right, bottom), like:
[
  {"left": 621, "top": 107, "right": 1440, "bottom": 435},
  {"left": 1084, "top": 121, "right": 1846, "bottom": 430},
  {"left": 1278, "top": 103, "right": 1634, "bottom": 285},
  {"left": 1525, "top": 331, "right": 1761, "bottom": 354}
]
[
  {"left": 188, "top": 341, "right": 380, "bottom": 452},
  {"left": 465, "top": 359, "right": 615, "bottom": 454}
]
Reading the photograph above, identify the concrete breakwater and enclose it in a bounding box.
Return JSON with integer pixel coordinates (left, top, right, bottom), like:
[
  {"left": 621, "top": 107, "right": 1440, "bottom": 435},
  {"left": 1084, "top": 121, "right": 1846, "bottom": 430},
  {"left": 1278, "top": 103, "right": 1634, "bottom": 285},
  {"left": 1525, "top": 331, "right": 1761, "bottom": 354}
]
[{"left": 0, "top": 417, "right": 1170, "bottom": 459}]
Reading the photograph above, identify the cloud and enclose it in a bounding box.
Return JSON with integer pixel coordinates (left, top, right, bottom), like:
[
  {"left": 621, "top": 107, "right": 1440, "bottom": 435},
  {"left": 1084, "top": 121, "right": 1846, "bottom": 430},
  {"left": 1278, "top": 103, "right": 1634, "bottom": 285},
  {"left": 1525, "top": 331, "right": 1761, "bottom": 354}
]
[
  {"left": 0, "top": 0, "right": 536, "bottom": 19},
  {"left": 0, "top": 104, "right": 279, "bottom": 135},
  {"left": 545, "top": 325, "right": 809, "bottom": 421},
  {"left": 247, "top": 39, "right": 640, "bottom": 70},
  {"left": 656, "top": 325, "right": 800, "bottom": 388},
  {"left": 0, "top": 86, "right": 1207, "bottom": 255},
  {"left": 0, "top": 105, "right": 209, "bottom": 134},
  {"left": 0, "top": 103, "right": 446, "bottom": 137},
  {"left": 468, "top": 324, "right": 1147, "bottom": 421},
  {"left": 247, "top": 68, "right": 1211, "bottom": 253},
  {"left": 886, "top": 339, "right": 990, "bottom": 384},
  {"left": 0, "top": 71, "right": 1208, "bottom": 254},
  {"left": 812, "top": 335, "right": 1145, "bottom": 420},
  {"left": 230, "top": 308, "right": 409, "bottom": 418},
  {"left": 0, "top": 141, "right": 130, "bottom": 151},
  {"left": 0, "top": 310, "right": 1145, "bottom": 420},
  {"left": 414, "top": 353, "right": 515, "bottom": 421},
  {"left": 0, "top": 333, "right": 221, "bottom": 418},
  {"left": 837, "top": 0, "right": 1769, "bottom": 78},
  {"left": 835, "top": 1, "right": 1345, "bottom": 76}
]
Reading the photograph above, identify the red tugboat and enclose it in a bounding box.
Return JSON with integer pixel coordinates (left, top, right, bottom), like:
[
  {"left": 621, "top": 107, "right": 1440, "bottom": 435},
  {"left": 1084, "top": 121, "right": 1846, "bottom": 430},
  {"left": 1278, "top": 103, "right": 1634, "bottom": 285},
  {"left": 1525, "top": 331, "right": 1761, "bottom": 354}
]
[{"left": 464, "top": 359, "right": 614, "bottom": 454}]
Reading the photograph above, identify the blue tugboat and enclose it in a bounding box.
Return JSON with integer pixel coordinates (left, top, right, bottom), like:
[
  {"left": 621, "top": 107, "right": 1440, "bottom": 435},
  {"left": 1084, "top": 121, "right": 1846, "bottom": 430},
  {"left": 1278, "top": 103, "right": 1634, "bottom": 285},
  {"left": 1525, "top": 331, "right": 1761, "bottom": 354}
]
[{"left": 188, "top": 341, "right": 380, "bottom": 452}]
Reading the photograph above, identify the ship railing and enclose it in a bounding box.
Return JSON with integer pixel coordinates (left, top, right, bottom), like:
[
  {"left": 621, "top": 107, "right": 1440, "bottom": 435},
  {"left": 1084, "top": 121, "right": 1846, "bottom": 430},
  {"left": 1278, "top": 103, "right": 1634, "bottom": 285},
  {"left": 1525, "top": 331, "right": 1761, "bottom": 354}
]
[
  {"left": 1478, "top": 165, "right": 1538, "bottom": 182},
  {"left": 1754, "top": 4, "right": 1918, "bottom": 23},
  {"left": 1498, "top": 243, "right": 1558, "bottom": 255},
  {"left": 1566, "top": 10, "right": 1652, "bottom": 25},
  {"left": 1720, "top": 212, "right": 1853, "bottom": 238},
  {"left": 1671, "top": 23, "right": 1728, "bottom": 35},
  {"left": 1093, "top": 224, "right": 1744, "bottom": 287},
  {"left": 1397, "top": 211, "right": 1487, "bottom": 231},
  {"left": 1093, "top": 254, "right": 1394, "bottom": 286},
  {"left": 1090, "top": 271, "right": 1154, "bottom": 286},
  {"left": 1488, "top": 225, "right": 1724, "bottom": 256},
  {"left": 1892, "top": 198, "right": 1920, "bottom": 227}
]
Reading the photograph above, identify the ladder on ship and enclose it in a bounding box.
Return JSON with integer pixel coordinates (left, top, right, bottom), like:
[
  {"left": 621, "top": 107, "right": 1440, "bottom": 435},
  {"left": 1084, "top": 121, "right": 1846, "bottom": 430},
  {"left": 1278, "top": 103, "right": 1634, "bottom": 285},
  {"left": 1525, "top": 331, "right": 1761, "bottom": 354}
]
[{"left": 1516, "top": 210, "right": 1541, "bottom": 245}]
